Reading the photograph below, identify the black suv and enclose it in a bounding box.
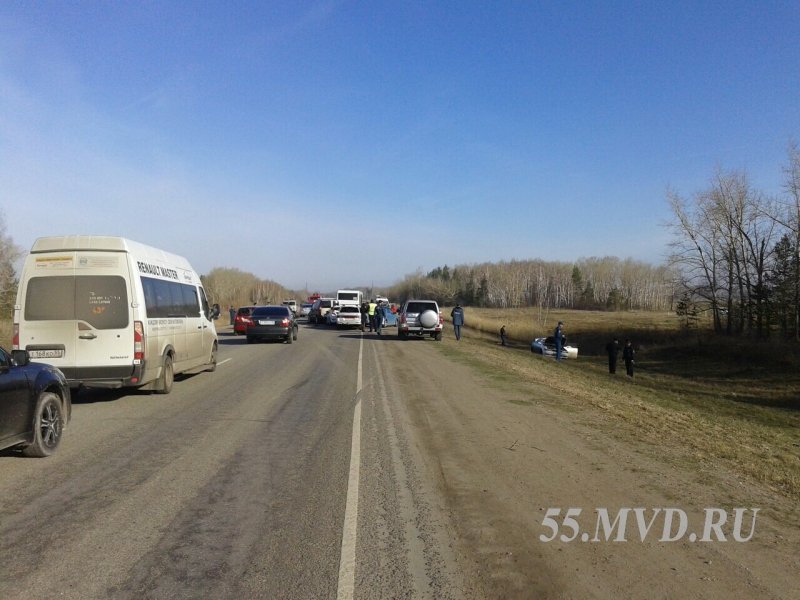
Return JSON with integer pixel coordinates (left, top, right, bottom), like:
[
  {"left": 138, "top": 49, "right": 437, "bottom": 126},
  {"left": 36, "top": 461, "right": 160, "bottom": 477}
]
[{"left": 0, "top": 347, "right": 71, "bottom": 457}]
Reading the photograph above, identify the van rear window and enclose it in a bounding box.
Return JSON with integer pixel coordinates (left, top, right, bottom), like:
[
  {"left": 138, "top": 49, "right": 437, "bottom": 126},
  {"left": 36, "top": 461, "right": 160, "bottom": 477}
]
[{"left": 25, "top": 276, "right": 129, "bottom": 329}]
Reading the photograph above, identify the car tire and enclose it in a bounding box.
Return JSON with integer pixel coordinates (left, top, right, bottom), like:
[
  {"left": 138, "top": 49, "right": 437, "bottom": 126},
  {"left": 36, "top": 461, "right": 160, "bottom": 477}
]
[
  {"left": 293, "top": 328, "right": 298, "bottom": 341},
  {"left": 287, "top": 332, "right": 293, "bottom": 344},
  {"left": 206, "top": 342, "right": 218, "bottom": 372},
  {"left": 22, "top": 392, "right": 64, "bottom": 457},
  {"left": 156, "top": 354, "right": 174, "bottom": 394},
  {"left": 435, "top": 332, "right": 443, "bottom": 341}
]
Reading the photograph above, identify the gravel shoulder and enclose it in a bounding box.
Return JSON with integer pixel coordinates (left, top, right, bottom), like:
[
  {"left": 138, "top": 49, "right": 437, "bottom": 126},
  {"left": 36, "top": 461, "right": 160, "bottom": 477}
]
[{"left": 373, "top": 331, "right": 800, "bottom": 599}]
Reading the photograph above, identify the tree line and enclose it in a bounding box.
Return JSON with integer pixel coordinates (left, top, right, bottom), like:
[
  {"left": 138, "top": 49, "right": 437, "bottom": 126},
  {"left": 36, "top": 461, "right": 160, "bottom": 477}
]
[
  {"left": 200, "top": 267, "right": 296, "bottom": 311},
  {"left": 667, "top": 142, "right": 800, "bottom": 338},
  {"left": 385, "top": 257, "right": 676, "bottom": 312}
]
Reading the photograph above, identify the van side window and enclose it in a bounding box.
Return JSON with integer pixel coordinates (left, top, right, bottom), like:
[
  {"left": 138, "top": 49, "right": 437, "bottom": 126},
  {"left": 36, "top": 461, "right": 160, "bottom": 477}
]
[
  {"left": 141, "top": 277, "right": 200, "bottom": 318},
  {"left": 25, "top": 276, "right": 129, "bottom": 329}
]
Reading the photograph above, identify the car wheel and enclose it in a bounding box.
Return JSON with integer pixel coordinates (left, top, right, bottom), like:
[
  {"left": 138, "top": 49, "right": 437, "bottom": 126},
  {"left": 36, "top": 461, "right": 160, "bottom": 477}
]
[
  {"left": 435, "top": 332, "right": 443, "bottom": 341},
  {"left": 22, "top": 392, "right": 64, "bottom": 457},
  {"left": 156, "top": 354, "right": 174, "bottom": 394},
  {"left": 206, "top": 342, "right": 218, "bottom": 372},
  {"left": 287, "top": 332, "right": 293, "bottom": 344},
  {"left": 293, "top": 328, "right": 298, "bottom": 341}
]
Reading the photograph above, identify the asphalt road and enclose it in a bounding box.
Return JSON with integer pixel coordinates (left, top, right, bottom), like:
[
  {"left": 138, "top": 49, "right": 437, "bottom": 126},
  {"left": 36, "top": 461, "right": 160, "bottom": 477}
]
[
  {"left": 3, "top": 321, "right": 797, "bottom": 599},
  {"left": 0, "top": 323, "right": 468, "bottom": 600}
]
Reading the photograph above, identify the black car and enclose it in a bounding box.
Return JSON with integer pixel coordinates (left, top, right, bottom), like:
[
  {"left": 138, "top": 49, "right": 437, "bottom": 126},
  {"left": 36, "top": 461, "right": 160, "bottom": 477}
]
[
  {"left": 246, "top": 306, "right": 299, "bottom": 344},
  {"left": 0, "top": 346, "right": 71, "bottom": 457}
]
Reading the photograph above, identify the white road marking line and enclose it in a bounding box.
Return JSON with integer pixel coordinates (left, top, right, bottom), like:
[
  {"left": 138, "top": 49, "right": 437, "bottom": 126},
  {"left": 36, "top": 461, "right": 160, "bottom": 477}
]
[
  {"left": 217, "top": 358, "right": 232, "bottom": 366},
  {"left": 337, "top": 335, "right": 363, "bottom": 600},
  {"left": 357, "top": 332, "right": 363, "bottom": 394}
]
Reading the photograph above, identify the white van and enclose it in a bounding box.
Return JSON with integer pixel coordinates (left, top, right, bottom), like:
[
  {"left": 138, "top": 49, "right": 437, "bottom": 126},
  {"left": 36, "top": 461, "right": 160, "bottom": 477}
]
[
  {"left": 336, "top": 289, "right": 363, "bottom": 308},
  {"left": 13, "top": 236, "right": 218, "bottom": 394}
]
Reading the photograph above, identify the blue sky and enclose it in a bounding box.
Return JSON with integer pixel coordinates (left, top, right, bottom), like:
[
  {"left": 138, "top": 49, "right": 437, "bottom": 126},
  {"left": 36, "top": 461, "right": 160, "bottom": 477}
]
[{"left": 1, "top": 1, "right": 799, "bottom": 291}]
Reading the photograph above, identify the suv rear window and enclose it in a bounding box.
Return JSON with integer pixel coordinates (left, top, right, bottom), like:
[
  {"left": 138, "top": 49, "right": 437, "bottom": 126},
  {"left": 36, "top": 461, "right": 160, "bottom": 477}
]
[
  {"left": 320, "top": 300, "right": 333, "bottom": 308},
  {"left": 405, "top": 302, "right": 437, "bottom": 313}
]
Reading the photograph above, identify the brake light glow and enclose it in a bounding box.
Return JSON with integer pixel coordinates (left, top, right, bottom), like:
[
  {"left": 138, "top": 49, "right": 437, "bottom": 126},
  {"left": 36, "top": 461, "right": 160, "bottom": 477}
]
[
  {"left": 281, "top": 318, "right": 290, "bottom": 326},
  {"left": 134, "top": 320, "right": 144, "bottom": 360}
]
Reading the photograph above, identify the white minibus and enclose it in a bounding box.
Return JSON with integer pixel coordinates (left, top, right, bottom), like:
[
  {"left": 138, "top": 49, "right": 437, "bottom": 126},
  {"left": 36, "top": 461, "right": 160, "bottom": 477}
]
[{"left": 13, "top": 236, "right": 218, "bottom": 394}]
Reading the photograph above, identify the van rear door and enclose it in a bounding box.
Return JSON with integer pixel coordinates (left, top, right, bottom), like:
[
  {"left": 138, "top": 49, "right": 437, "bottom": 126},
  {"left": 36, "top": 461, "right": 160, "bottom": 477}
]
[
  {"left": 20, "top": 251, "right": 134, "bottom": 383},
  {"left": 20, "top": 253, "right": 79, "bottom": 374}
]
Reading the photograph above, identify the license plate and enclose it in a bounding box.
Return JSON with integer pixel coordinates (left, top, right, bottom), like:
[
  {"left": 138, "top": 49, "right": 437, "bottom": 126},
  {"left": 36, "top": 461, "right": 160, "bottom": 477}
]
[
  {"left": 28, "top": 349, "right": 64, "bottom": 359},
  {"left": 259, "top": 320, "right": 275, "bottom": 325}
]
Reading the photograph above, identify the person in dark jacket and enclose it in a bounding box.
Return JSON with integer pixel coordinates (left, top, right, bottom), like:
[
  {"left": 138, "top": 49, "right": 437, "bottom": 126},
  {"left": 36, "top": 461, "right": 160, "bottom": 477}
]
[
  {"left": 605, "top": 338, "right": 619, "bottom": 374},
  {"left": 554, "top": 321, "right": 564, "bottom": 360},
  {"left": 360, "top": 302, "right": 369, "bottom": 330},
  {"left": 451, "top": 304, "right": 465, "bottom": 340},
  {"left": 228, "top": 305, "right": 236, "bottom": 325},
  {"left": 622, "top": 339, "right": 635, "bottom": 378},
  {"left": 374, "top": 304, "right": 383, "bottom": 335},
  {"left": 500, "top": 325, "right": 508, "bottom": 346}
]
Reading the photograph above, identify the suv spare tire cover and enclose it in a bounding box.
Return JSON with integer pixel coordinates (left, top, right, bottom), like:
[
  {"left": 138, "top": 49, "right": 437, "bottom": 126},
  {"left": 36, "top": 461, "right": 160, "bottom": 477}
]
[{"left": 419, "top": 309, "right": 438, "bottom": 328}]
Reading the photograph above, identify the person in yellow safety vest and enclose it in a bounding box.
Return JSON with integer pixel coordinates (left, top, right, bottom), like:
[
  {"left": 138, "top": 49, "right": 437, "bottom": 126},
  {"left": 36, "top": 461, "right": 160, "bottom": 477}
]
[{"left": 367, "top": 299, "right": 378, "bottom": 332}]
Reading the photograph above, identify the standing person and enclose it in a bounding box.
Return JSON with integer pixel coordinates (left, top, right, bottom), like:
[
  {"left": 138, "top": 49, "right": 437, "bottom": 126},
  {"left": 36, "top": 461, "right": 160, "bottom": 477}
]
[
  {"left": 367, "top": 299, "right": 377, "bottom": 332},
  {"left": 451, "top": 303, "right": 465, "bottom": 341},
  {"left": 554, "top": 321, "right": 564, "bottom": 361},
  {"left": 360, "top": 301, "right": 369, "bottom": 331},
  {"left": 228, "top": 305, "right": 236, "bottom": 326},
  {"left": 500, "top": 325, "right": 507, "bottom": 346},
  {"left": 623, "top": 339, "right": 635, "bottom": 378},
  {"left": 374, "top": 304, "right": 383, "bottom": 335},
  {"left": 605, "top": 337, "right": 620, "bottom": 374}
]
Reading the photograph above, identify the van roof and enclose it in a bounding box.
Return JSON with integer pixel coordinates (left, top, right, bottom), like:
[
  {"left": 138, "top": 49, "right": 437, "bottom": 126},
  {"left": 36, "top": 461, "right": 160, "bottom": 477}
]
[{"left": 30, "top": 236, "right": 195, "bottom": 271}]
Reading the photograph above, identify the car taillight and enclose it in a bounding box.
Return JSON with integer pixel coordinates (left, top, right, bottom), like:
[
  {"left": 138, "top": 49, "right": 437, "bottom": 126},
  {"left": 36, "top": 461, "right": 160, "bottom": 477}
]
[
  {"left": 281, "top": 318, "right": 290, "bottom": 326},
  {"left": 134, "top": 320, "right": 144, "bottom": 360},
  {"left": 12, "top": 323, "right": 19, "bottom": 350}
]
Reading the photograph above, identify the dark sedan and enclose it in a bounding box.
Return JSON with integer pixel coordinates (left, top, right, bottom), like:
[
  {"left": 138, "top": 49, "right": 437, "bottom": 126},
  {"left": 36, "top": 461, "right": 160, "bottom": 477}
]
[
  {"left": 0, "top": 346, "right": 71, "bottom": 457},
  {"left": 246, "top": 306, "right": 299, "bottom": 344}
]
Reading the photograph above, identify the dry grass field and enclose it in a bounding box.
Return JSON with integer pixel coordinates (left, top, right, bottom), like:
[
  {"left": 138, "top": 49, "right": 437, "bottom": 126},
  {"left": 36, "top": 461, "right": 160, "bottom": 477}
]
[{"left": 442, "top": 307, "right": 800, "bottom": 503}]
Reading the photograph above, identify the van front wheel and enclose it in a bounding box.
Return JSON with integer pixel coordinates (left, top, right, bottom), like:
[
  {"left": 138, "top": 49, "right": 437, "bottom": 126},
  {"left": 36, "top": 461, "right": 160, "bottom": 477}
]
[{"left": 156, "top": 355, "right": 174, "bottom": 394}]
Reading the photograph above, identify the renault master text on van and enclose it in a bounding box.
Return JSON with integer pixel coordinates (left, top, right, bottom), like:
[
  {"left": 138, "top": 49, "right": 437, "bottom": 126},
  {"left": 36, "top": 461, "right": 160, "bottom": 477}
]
[{"left": 13, "top": 236, "right": 218, "bottom": 394}]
